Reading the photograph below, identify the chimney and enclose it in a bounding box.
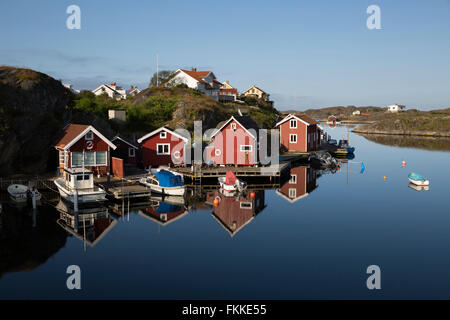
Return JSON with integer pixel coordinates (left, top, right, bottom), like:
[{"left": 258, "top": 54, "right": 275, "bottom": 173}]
[
  {"left": 226, "top": 80, "right": 229, "bottom": 85},
  {"left": 111, "top": 82, "right": 116, "bottom": 87},
  {"left": 192, "top": 68, "right": 197, "bottom": 72}
]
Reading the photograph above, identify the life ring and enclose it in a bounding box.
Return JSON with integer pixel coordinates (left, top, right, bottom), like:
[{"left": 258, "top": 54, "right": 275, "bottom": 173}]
[{"left": 86, "top": 141, "right": 94, "bottom": 150}]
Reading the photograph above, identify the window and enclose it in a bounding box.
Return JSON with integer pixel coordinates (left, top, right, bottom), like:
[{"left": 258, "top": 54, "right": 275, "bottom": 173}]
[
  {"left": 289, "top": 174, "right": 297, "bottom": 184},
  {"left": 160, "top": 214, "right": 168, "bottom": 222},
  {"left": 59, "top": 151, "right": 65, "bottom": 164},
  {"left": 71, "top": 152, "right": 107, "bottom": 167},
  {"left": 160, "top": 131, "right": 167, "bottom": 139},
  {"left": 289, "top": 188, "right": 297, "bottom": 199},
  {"left": 240, "top": 202, "right": 253, "bottom": 209},
  {"left": 157, "top": 144, "right": 170, "bottom": 155},
  {"left": 289, "top": 134, "right": 297, "bottom": 143},
  {"left": 290, "top": 119, "right": 297, "bottom": 128},
  {"left": 230, "top": 123, "right": 237, "bottom": 130},
  {"left": 85, "top": 131, "right": 94, "bottom": 140},
  {"left": 71, "top": 152, "right": 83, "bottom": 167},
  {"left": 85, "top": 152, "right": 95, "bottom": 166},
  {"left": 96, "top": 152, "right": 107, "bottom": 165},
  {"left": 240, "top": 145, "right": 252, "bottom": 152},
  {"left": 77, "top": 175, "right": 83, "bottom": 181},
  {"left": 128, "top": 148, "right": 135, "bottom": 157}
]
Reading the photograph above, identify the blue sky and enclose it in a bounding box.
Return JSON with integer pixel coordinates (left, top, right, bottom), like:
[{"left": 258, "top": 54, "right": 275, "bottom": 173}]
[{"left": 1, "top": 0, "right": 449, "bottom": 110}]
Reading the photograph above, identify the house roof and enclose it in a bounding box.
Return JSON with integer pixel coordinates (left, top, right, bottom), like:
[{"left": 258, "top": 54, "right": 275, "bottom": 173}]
[
  {"left": 93, "top": 84, "right": 122, "bottom": 95},
  {"left": 111, "top": 134, "right": 138, "bottom": 149},
  {"left": 275, "top": 113, "right": 318, "bottom": 127},
  {"left": 244, "top": 85, "right": 266, "bottom": 94},
  {"left": 210, "top": 116, "right": 260, "bottom": 140},
  {"left": 54, "top": 124, "right": 117, "bottom": 150},
  {"left": 179, "top": 69, "right": 213, "bottom": 84},
  {"left": 220, "top": 88, "right": 239, "bottom": 94},
  {"left": 137, "top": 126, "right": 190, "bottom": 144}
]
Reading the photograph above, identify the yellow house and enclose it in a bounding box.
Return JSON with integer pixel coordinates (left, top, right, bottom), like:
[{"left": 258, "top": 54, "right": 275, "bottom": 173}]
[
  {"left": 221, "top": 80, "right": 234, "bottom": 90},
  {"left": 243, "top": 85, "right": 270, "bottom": 101}
]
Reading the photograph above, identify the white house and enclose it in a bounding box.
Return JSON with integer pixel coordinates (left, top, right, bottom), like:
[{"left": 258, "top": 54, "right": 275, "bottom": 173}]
[
  {"left": 92, "top": 82, "right": 128, "bottom": 100},
  {"left": 166, "top": 68, "right": 221, "bottom": 100},
  {"left": 63, "top": 83, "right": 80, "bottom": 94},
  {"left": 387, "top": 104, "right": 406, "bottom": 113},
  {"left": 127, "top": 85, "right": 140, "bottom": 97},
  {"left": 352, "top": 110, "right": 361, "bottom": 116}
]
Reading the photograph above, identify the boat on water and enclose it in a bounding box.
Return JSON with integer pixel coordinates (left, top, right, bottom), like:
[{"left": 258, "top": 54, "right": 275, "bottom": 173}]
[
  {"left": 408, "top": 172, "right": 430, "bottom": 186},
  {"left": 309, "top": 152, "right": 339, "bottom": 168},
  {"left": 408, "top": 182, "right": 429, "bottom": 191},
  {"left": 54, "top": 168, "right": 107, "bottom": 204},
  {"left": 218, "top": 171, "right": 247, "bottom": 193},
  {"left": 139, "top": 169, "right": 186, "bottom": 196},
  {"left": 7, "top": 184, "right": 42, "bottom": 203}
]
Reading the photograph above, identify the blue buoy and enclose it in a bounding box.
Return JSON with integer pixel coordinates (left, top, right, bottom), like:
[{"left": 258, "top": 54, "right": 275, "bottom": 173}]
[{"left": 360, "top": 162, "right": 365, "bottom": 174}]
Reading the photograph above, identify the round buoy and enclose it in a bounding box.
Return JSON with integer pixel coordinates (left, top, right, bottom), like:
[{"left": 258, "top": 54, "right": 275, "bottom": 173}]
[
  {"left": 401, "top": 161, "right": 406, "bottom": 167},
  {"left": 383, "top": 176, "right": 387, "bottom": 180},
  {"left": 250, "top": 192, "right": 255, "bottom": 198},
  {"left": 213, "top": 199, "right": 219, "bottom": 207}
]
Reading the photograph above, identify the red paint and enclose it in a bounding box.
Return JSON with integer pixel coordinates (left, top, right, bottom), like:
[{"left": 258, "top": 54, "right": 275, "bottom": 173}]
[
  {"left": 140, "top": 130, "right": 187, "bottom": 167},
  {"left": 111, "top": 139, "right": 137, "bottom": 165},
  {"left": 207, "top": 119, "right": 256, "bottom": 165},
  {"left": 277, "top": 117, "right": 320, "bottom": 152},
  {"left": 278, "top": 167, "right": 317, "bottom": 202},
  {"left": 111, "top": 157, "right": 124, "bottom": 178}
]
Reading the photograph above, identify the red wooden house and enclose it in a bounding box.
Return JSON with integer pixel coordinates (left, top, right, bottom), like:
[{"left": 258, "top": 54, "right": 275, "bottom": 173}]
[
  {"left": 111, "top": 134, "right": 139, "bottom": 166},
  {"left": 206, "top": 116, "right": 260, "bottom": 166},
  {"left": 276, "top": 166, "right": 317, "bottom": 203},
  {"left": 54, "top": 124, "right": 117, "bottom": 176},
  {"left": 206, "top": 189, "right": 266, "bottom": 237},
  {"left": 137, "top": 127, "right": 189, "bottom": 168},
  {"left": 275, "top": 114, "right": 320, "bottom": 152}
]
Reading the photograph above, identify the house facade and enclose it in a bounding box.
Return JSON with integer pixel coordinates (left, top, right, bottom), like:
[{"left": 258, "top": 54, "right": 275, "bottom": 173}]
[
  {"left": 276, "top": 166, "right": 317, "bottom": 203},
  {"left": 54, "top": 124, "right": 117, "bottom": 176},
  {"left": 166, "top": 68, "right": 221, "bottom": 100},
  {"left": 242, "top": 85, "right": 270, "bottom": 101},
  {"left": 92, "top": 82, "right": 128, "bottom": 100},
  {"left": 111, "top": 135, "right": 139, "bottom": 165},
  {"left": 275, "top": 114, "right": 320, "bottom": 153},
  {"left": 138, "top": 127, "right": 189, "bottom": 168},
  {"left": 205, "top": 116, "right": 260, "bottom": 166},
  {"left": 387, "top": 104, "right": 406, "bottom": 112},
  {"left": 219, "top": 80, "right": 239, "bottom": 102}
]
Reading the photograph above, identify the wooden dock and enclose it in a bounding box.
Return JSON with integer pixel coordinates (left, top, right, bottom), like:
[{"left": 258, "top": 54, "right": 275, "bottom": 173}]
[{"left": 98, "top": 179, "right": 152, "bottom": 200}]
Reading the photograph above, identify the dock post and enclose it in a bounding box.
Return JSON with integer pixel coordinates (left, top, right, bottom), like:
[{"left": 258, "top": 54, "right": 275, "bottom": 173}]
[
  {"left": 31, "top": 190, "right": 37, "bottom": 210},
  {"left": 74, "top": 190, "right": 79, "bottom": 213},
  {"left": 106, "top": 172, "right": 110, "bottom": 191}
]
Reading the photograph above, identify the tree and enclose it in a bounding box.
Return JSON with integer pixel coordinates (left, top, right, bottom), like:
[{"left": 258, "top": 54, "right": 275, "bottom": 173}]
[{"left": 149, "top": 70, "right": 174, "bottom": 87}]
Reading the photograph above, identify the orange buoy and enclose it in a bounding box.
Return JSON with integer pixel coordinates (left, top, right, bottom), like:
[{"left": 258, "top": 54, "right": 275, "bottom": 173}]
[
  {"left": 213, "top": 198, "right": 219, "bottom": 207},
  {"left": 383, "top": 176, "right": 387, "bottom": 180},
  {"left": 250, "top": 192, "right": 255, "bottom": 198},
  {"left": 401, "top": 161, "right": 406, "bottom": 167}
]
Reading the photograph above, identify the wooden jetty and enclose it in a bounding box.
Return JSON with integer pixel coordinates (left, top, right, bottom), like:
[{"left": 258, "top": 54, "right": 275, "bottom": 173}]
[{"left": 98, "top": 178, "right": 152, "bottom": 200}]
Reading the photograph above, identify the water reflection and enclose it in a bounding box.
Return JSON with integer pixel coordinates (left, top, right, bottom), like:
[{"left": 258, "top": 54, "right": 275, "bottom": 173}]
[
  {"left": 138, "top": 197, "right": 189, "bottom": 226},
  {"left": 277, "top": 166, "right": 318, "bottom": 203},
  {"left": 206, "top": 189, "right": 266, "bottom": 237},
  {"left": 356, "top": 133, "right": 450, "bottom": 151}
]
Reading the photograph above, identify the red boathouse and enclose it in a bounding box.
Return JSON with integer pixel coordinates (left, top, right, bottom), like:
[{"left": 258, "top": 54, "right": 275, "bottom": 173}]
[
  {"left": 206, "top": 116, "right": 260, "bottom": 166},
  {"left": 138, "top": 127, "right": 189, "bottom": 168},
  {"left": 275, "top": 114, "right": 320, "bottom": 152},
  {"left": 54, "top": 124, "right": 117, "bottom": 176}
]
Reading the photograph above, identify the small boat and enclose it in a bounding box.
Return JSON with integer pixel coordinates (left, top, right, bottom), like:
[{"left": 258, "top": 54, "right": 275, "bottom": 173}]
[
  {"left": 309, "top": 152, "right": 339, "bottom": 168},
  {"left": 408, "top": 172, "right": 430, "bottom": 186},
  {"left": 408, "top": 182, "right": 429, "bottom": 191},
  {"left": 139, "top": 169, "right": 185, "bottom": 196},
  {"left": 218, "top": 171, "right": 247, "bottom": 193},
  {"left": 7, "top": 184, "right": 42, "bottom": 203},
  {"left": 54, "top": 168, "right": 107, "bottom": 204}
]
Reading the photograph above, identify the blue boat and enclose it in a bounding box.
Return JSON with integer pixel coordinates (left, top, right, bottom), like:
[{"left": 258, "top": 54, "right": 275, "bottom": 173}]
[
  {"left": 347, "top": 147, "right": 355, "bottom": 153},
  {"left": 408, "top": 172, "right": 430, "bottom": 186},
  {"left": 139, "top": 169, "right": 186, "bottom": 196}
]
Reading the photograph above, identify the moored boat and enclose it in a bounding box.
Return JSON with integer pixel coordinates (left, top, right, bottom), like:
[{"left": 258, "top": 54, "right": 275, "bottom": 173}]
[
  {"left": 54, "top": 168, "right": 107, "bottom": 204},
  {"left": 408, "top": 172, "right": 429, "bottom": 186},
  {"left": 7, "top": 184, "right": 42, "bottom": 203},
  {"left": 139, "top": 169, "right": 185, "bottom": 196},
  {"left": 218, "top": 171, "right": 247, "bottom": 193}
]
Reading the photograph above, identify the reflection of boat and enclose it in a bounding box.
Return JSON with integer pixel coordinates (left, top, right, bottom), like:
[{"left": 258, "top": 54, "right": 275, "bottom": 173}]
[
  {"left": 218, "top": 171, "right": 247, "bottom": 192},
  {"left": 309, "top": 152, "right": 338, "bottom": 168},
  {"left": 7, "top": 184, "right": 41, "bottom": 203},
  {"left": 54, "top": 168, "right": 107, "bottom": 204},
  {"left": 138, "top": 198, "right": 188, "bottom": 226},
  {"left": 408, "top": 182, "right": 429, "bottom": 191},
  {"left": 408, "top": 172, "right": 429, "bottom": 186},
  {"left": 139, "top": 169, "right": 185, "bottom": 196}
]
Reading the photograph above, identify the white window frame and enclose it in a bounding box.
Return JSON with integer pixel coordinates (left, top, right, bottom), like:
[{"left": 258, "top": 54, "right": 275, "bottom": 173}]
[
  {"left": 240, "top": 202, "right": 253, "bottom": 209},
  {"left": 240, "top": 145, "right": 252, "bottom": 152},
  {"left": 290, "top": 119, "right": 297, "bottom": 128},
  {"left": 160, "top": 131, "right": 167, "bottom": 139},
  {"left": 71, "top": 151, "right": 107, "bottom": 167},
  {"left": 289, "top": 134, "right": 297, "bottom": 143},
  {"left": 85, "top": 131, "right": 94, "bottom": 141},
  {"left": 128, "top": 147, "right": 135, "bottom": 157},
  {"left": 230, "top": 123, "right": 237, "bottom": 130},
  {"left": 289, "top": 174, "right": 297, "bottom": 184},
  {"left": 156, "top": 143, "right": 170, "bottom": 155},
  {"left": 289, "top": 188, "right": 297, "bottom": 199}
]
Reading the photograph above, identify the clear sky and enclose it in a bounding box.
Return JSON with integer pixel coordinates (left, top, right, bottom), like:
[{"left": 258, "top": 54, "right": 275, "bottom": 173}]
[{"left": 1, "top": 0, "right": 449, "bottom": 110}]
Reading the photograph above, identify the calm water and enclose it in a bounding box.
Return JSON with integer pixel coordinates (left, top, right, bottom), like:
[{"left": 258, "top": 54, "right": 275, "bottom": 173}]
[{"left": 1, "top": 125, "right": 450, "bottom": 299}]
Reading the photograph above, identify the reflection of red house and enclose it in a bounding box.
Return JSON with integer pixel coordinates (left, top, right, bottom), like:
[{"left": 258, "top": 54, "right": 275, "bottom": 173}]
[
  {"left": 276, "top": 166, "right": 317, "bottom": 203},
  {"left": 206, "top": 116, "right": 260, "bottom": 166},
  {"left": 275, "top": 114, "right": 320, "bottom": 152},
  {"left": 138, "top": 127, "right": 189, "bottom": 168},
  {"left": 206, "top": 190, "right": 266, "bottom": 237},
  {"left": 111, "top": 135, "right": 138, "bottom": 165},
  {"left": 54, "top": 124, "right": 117, "bottom": 176},
  {"left": 138, "top": 201, "right": 188, "bottom": 226}
]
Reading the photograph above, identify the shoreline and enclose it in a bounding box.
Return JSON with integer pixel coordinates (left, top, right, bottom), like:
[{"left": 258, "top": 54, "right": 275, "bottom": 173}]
[{"left": 352, "top": 129, "right": 450, "bottom": 138}]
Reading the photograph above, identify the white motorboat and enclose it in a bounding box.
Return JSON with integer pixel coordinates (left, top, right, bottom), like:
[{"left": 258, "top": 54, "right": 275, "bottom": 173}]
[
  {"left": 139, "top": 169, "right": 185, "bottom": 196},
  {"left": 54, "top": 168, "right": 107, "bottom": 204},
  {"left": 408, "top": 172, "right": 430, "bottom": 186},
  {"left": 7, "top": 184, "right": 42, "bottom": 203},
  {"left": 218, "top": 171, "right": 247, "bottom": 193}
]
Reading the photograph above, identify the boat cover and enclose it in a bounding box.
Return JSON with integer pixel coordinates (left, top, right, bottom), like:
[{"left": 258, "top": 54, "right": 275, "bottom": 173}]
[
  {"left": 225, "top": 171, "right": 237, "bottom": 185},
  {"left": 154, "top": 170, "right": 184, "bottom": 187},
  {"left": 155, "top": 202, "right": 182, "bottom": 214},
  {"left": 408, "top": 172, "right": 426, "bottom": 181}
]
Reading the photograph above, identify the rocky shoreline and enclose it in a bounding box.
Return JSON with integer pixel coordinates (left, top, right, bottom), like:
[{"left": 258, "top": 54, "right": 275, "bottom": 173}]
[{"left": 352, "top": 127, "right": 450, "bottom": 138}]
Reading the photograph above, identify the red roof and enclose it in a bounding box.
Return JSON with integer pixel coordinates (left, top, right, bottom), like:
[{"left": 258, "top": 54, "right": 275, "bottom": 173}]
[
  {"left": 54, "top": 124, "right": 89, "bottom": 148},
  {"left": 180, "top": 69, "right": 212, "bottom": 84},
  {"left": 220, "top": 88, "right": 239, "bottom": 94}
]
